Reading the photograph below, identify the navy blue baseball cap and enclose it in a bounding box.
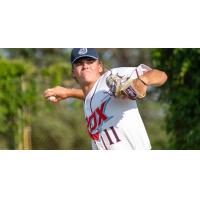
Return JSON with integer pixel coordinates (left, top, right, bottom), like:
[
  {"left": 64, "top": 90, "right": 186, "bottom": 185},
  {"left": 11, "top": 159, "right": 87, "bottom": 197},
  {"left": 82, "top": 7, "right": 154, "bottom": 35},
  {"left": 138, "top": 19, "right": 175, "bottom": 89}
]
[{"left": 71, "top": 48, "right": 99, "bottom": 65}]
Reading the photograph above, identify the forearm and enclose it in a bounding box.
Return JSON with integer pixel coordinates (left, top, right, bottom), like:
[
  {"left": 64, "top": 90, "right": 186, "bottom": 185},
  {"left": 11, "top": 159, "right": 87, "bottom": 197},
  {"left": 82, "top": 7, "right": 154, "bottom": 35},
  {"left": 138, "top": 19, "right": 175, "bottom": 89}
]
[
  {"left": 44, "top": 86, "right": 85, "bottom": 102},
  {"left": 138, "top": 69, "right": 168, "bottom": 87},
  {"left": 67, "top": 88, "right": 85, "bottom": 100}
]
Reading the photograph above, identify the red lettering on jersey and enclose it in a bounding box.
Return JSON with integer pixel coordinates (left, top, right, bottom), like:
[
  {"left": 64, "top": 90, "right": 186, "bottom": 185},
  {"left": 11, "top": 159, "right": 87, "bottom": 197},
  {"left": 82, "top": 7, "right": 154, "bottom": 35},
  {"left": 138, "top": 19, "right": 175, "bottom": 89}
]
[
  {"left": 88, "top": 112, "right": 97, "bottom": 131},
  {"left": 86, "top": 99, "right": 110, "bottom": 140},
  {"left": 88, "top": 130, "right": 100, "bottom": 140},
  {"left": 95, "top": 101, "right": 108, "bottom": 126}
]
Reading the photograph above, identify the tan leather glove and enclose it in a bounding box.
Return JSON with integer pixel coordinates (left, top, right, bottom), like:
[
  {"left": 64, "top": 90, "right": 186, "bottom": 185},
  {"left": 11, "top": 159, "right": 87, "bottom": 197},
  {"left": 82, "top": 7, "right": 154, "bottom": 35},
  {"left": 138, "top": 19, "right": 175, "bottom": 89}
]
[{"left": 106, "top": 73, "right": 148, "bottom": 100}]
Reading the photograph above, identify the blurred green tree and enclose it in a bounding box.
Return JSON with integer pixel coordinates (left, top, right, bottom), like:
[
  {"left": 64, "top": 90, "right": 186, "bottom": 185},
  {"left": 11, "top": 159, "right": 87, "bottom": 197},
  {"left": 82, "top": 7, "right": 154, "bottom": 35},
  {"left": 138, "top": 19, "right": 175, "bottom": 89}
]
[
  {"left": 0, "top": 59, "right": 37, "bottom": 149},
  {"left": 151, "top": 48, "right": 200, "bottom": 149},
  {"left": 0, "top": 48, "right": 90, "bottom": 149}
]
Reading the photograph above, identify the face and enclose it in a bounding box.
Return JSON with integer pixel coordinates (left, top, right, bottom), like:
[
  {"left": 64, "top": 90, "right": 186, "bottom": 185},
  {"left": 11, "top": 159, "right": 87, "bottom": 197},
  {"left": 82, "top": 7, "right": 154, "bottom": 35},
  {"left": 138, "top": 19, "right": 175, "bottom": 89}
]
[{"left": 72, "top": 58, "right": 103, "bottom": 86}]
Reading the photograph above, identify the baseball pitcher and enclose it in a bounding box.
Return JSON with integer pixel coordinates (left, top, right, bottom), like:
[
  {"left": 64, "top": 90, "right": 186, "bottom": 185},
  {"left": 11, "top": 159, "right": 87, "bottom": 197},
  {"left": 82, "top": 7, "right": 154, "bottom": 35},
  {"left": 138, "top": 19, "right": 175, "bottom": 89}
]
[{"left": 44, "top": 48, "right": 168, "bottom": 150}]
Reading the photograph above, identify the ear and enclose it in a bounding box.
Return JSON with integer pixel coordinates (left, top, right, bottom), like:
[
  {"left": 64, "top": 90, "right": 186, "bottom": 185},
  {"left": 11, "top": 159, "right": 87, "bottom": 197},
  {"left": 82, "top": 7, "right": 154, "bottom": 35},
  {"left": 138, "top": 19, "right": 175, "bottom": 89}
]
[{"left": 99, "top": 65, "right": 103, "bottom": 73}]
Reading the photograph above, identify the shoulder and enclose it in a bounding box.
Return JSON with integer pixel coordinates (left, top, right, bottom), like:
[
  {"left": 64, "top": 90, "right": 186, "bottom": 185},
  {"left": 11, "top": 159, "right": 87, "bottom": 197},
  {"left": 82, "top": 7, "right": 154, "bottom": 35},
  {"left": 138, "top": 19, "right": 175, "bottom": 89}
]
[
  {"left": 103, "top": 65, "right": 152, "bottom": 77},
  {"left": 111, "top": 67, "right": 136, "bottom": 73},
  {"left": 104, "top": 67, "right": 136, "bottom": 77}
]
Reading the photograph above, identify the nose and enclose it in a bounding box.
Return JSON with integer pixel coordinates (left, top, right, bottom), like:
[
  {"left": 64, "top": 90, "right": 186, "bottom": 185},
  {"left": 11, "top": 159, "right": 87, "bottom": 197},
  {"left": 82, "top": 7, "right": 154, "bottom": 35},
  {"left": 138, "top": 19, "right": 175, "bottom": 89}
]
[{"left": 82, "top": 61, "right": 89, "bottom": 69}]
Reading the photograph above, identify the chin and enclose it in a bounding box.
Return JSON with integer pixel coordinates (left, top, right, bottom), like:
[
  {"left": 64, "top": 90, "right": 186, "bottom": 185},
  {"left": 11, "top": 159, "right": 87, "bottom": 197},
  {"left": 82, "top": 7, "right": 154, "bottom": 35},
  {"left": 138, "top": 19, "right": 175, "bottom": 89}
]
[
  {"left": 80, "top": 78, "right": 94, "bottom": 85},
  {"left": 81, "top": 75, "right": 92, "bottom": 82}
]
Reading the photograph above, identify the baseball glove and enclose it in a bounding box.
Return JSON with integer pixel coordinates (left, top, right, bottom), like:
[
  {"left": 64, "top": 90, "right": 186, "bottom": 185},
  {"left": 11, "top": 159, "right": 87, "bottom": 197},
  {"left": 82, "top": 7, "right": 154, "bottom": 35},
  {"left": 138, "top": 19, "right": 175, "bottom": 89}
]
[{"left": 106, "top": 72, "right": 148, "bottom": 100}]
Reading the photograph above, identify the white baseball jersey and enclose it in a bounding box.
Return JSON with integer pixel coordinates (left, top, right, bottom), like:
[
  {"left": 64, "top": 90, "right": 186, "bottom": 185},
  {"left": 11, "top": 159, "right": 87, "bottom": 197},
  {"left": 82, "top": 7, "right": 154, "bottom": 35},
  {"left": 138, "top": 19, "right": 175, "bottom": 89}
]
[{"left": 84, "top": 64, "right": 152, "bottom": 150}]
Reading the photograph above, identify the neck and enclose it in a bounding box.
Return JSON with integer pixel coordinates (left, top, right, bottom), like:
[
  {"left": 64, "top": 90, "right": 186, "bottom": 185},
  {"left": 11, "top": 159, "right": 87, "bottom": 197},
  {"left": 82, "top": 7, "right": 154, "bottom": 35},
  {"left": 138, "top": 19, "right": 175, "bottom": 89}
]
[
  {"left": 79, "top": 74, "right": 102, "bottom": 97},
  {"left": 81, "top": 82, "right": 96, "bottom": 97}
]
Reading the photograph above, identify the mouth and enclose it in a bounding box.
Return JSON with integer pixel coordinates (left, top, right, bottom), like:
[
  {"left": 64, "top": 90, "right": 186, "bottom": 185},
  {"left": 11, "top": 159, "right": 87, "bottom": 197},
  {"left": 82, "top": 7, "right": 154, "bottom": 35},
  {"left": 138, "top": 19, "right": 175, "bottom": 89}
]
[{"left": 81, "top": 69, "right": 91, "bottom": 75}]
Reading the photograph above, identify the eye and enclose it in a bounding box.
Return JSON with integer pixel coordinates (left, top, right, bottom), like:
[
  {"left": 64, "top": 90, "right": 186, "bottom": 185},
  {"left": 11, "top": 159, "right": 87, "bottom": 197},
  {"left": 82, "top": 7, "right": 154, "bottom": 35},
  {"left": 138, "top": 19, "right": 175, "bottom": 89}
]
[{"left": 73, "top": 61, "right": 82, "bottom": 68}]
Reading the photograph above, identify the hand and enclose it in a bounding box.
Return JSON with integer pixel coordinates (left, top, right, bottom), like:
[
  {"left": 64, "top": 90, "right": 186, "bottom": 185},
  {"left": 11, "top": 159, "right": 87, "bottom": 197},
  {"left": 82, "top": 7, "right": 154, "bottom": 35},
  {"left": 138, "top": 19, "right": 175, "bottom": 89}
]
[{"left": 43, "top": 86, "right": 70, "bottom": 103}]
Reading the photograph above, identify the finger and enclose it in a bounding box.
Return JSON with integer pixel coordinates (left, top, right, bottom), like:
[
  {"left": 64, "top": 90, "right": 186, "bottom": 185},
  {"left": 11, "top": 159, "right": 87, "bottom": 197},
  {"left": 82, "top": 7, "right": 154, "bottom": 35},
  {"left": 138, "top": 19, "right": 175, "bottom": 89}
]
[
  {"left": 43, "top": 89, "right": 51, "bottom": 96},
  {"left": 44, "top": 89, "right": 55, "bottom": 98}
]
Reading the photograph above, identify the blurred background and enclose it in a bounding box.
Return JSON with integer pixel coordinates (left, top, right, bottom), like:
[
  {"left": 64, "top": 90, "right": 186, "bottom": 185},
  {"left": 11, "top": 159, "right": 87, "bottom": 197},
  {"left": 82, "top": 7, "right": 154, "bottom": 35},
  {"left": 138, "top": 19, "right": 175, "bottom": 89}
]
[{"left": 0, "top": 48, "right": 199, "bottom": 150}]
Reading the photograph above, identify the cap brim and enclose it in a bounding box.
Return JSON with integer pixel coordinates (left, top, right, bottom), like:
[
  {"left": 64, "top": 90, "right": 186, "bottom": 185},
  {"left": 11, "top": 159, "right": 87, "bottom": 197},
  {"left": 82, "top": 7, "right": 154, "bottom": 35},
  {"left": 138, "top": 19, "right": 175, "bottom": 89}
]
[{"left": 72, "top": 55, "right": 98, "bottom": 64}]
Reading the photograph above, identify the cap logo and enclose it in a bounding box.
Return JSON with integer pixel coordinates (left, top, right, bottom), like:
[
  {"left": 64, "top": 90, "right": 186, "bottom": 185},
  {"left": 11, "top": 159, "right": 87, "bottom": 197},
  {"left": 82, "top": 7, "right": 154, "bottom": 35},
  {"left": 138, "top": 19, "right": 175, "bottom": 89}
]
[{"left": 78, "top": 48, "right": 88, "bottom": 55}]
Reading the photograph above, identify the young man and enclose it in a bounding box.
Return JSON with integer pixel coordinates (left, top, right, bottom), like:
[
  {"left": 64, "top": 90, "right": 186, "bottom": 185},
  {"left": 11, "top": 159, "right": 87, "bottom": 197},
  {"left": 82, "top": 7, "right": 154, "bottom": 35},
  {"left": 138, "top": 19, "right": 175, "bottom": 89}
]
[{"left": 44, "top": 48, "right": 167, "bottom": 150}]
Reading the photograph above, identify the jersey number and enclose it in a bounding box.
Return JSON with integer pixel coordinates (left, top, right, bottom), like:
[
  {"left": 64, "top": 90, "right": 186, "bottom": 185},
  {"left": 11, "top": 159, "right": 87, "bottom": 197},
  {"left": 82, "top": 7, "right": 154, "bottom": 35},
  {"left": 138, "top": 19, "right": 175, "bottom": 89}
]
[{"left": 101, "top": 126, "right": 121, "bottom": 149}]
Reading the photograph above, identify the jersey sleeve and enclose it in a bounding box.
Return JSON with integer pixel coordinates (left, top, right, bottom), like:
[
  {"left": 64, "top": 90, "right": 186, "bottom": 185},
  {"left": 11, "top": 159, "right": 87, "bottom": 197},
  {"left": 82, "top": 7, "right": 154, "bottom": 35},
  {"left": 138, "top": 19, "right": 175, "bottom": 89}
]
[
  {"left": 108, "top": 67, "right": 136, "bottom": 77},
  {"left": 106, "top": 65, "right": 152, "bottom": 80},
  {"left": 136, "top": 64, "right": 152, "bottom": 76}
]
